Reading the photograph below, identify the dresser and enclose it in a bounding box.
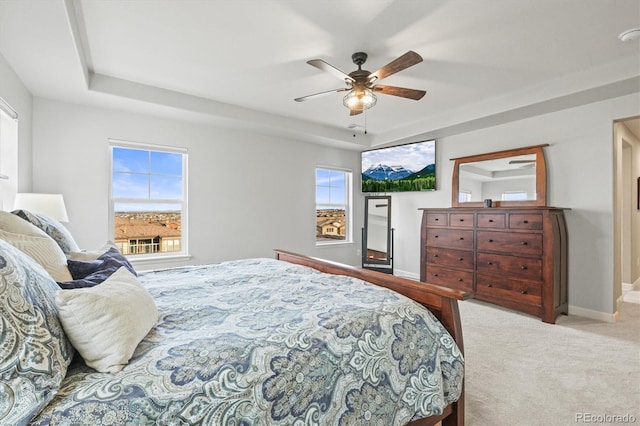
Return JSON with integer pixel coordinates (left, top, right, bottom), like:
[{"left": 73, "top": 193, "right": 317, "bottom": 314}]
[{"left": 420, "top": 207, "right": 568, "bottom": 323}]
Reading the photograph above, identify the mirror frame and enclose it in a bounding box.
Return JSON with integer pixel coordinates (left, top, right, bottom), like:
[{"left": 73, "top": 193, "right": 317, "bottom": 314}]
[
  {"left": 451, "top": 144, "right": 548, "bottom": 208},
  {"left": 363, "top": 195, "right": 392, "bottom": 269}
]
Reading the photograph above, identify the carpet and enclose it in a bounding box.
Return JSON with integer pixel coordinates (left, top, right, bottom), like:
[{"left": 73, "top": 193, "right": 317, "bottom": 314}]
[{"left": 458, "top": 300, "right": 640, "bottom": 426}]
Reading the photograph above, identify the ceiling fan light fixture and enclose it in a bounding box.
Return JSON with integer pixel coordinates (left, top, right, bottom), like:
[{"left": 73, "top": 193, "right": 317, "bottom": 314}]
[{"left": 343, "top": 88, "right": 377, "bottom": 111}]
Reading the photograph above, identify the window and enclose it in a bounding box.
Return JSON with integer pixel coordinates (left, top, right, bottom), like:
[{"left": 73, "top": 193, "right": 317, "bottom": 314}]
[
  {"left": 502, "top": 191, "right": 528, "bottom": 201},
  {"left": 459, "top": 190, "right": 472, "bottom": 203},
  {"left": 0, "top": 96, "right": 18, "bottom": 210},
  {"left": 316, "top": 167, "right": 352, "bottom": 244},
  {"left": 110, "top": 141, "right": 188, "bottom": 257}
]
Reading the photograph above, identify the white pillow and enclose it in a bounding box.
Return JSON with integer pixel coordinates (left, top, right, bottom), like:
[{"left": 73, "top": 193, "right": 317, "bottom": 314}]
[
  {"left": 0, "top": 210, "right": 72, "bottom": 282},
  {"left": 55, "top": 267, "right": 158, "bottom": 373},
  {"left": 67, "top": 241, "right": 120, "bottom": 261}
]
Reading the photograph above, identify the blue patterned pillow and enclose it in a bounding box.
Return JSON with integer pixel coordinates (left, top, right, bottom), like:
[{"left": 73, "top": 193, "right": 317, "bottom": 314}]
[
  {"left": 12, "top": 209, "right": 80, "bottom": 255},
  {"left": 0, "top": 239, "right": 75, "bottom": 424}
]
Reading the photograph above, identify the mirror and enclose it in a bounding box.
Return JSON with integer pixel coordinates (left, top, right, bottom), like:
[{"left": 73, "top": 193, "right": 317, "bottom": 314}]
[
  {"left": 451, "top": 144, "right": 548, "bottom": 207},
  {"left": 362, "top": 195, "right": 393, "bottom": 273}
]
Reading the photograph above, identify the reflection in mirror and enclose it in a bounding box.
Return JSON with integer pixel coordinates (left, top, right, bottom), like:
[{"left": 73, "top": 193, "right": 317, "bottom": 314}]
[
  {"left": 459, "top": 154, "right": 537, "bottom": 203},
  {"left": 362, "top": 195, "right": 393, "bottom": 273},
  {"left": 451, "top": 144, "right": 548, "bottom": 208}
]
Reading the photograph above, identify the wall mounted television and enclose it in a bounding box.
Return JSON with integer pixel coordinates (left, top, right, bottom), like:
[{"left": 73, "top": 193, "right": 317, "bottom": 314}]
[{"left": 361, "top": 139, "right": 436, "bottom": 193}]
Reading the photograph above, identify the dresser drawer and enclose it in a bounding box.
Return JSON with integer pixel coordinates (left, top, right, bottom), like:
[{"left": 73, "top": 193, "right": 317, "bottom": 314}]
[
  {"left": 426, "top": 246, "right": 474, "bottom": 270},
  {"left": 425, "top": 265, "right": 474, "bottom": 292},
  {"left": 476, "top": 274, "right": 542, "bottom": 306},
  {"left": 449, "top": 213, "right": 474, "bottom": 228},
  {"left": 477, "top": 213, "right": 506, "bottom": 228},
  {"left": 477, "top": 231, "right": 542, "bottom": 256},
  {"left": 509, "top": 213, "right": 543, "bottom": 230},
  {"left": 425, "top": 213, "right": 448, "bottom": 226},
  {"left": 476, "top": 252, "right": 543, "bottom": 281},
  {"left": 426, "top": 229, "right": 474, "bottom": 249}
]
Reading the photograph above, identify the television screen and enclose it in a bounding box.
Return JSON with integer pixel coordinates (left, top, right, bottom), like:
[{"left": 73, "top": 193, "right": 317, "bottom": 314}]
[{"left": 361, "top": 139, "right": 436, "bottom": 192}]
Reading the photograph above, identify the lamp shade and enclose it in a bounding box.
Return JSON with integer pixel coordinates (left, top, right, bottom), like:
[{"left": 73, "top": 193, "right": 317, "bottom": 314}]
[
  {"left": 13, "top": 193, "right": 69, "bottom": 222},
  {"left": 343, "top": 88, "right": 377, "bottom": 111}
]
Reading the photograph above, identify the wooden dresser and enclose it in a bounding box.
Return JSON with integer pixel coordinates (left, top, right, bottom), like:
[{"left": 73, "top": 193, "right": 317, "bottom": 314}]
[{"left": 420, "top": 207, "right": 568, "bottom": 323}]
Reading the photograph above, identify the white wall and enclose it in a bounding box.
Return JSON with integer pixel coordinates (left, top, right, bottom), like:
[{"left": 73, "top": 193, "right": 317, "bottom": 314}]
[
  {"left": 392, "top": 93, "right": 640, "bottom": 317},
  {"left": 31, "top": 98, "right": 363, "bottom": 269}
]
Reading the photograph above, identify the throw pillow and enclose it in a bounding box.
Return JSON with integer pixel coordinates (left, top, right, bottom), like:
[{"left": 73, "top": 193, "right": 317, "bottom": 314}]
[
  {"left": 0, "top": 211, "right": 73, "bottom": 282},
  {"left": 12, "top": 209, "right": 80, "bottom": 254},
  {"left": 60, "top": 248, "right": 137, "bottom": 289},
  {"left": 0, "top": 239, "right": 75, "bottom": 424},
  {"left": 55, "top": 267, "right": 158, "bottom": 373},
  {"left": 66, "top": 241, "right": 120, "bottom": 261}
]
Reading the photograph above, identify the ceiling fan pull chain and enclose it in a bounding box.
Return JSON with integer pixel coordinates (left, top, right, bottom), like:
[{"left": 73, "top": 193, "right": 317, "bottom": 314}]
[{"left": 364, "top": 108, "right": 368, "bottom": 134}]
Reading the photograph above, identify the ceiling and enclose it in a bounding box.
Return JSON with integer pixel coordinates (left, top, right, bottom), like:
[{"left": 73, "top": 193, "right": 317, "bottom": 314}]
[{"left": 0, "top": 0, "right": 638, "bottom": 149}]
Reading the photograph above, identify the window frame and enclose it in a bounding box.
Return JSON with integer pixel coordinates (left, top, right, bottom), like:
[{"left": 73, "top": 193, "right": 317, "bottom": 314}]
[
  {"left": 108, "top": 139, "right": 189, "bottom": 260},
  {"left": 501, "top": 190, "right": 528, "bottom": 201},
  {"left": 315, "top": 166, "right": 353, "bottom": 246},
  {"left": 0, "top": 98, "right": 19, "bottom": 210}
]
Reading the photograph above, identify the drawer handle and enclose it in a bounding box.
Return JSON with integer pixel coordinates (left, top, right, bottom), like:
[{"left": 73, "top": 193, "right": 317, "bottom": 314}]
[
  {"left": 488, "top": 239, "right": 494, "bottom": 243},
  {"left": 459, "top": 219, "right": 464, "bottom": 222},
  {"left": 522, "top": 241, "right": 528, "bottom": 245},
  {"left": 487, "top": 284, "right": 493, "bottom": 287},
  {"left": 521, "top": 289, "right": 528, "bottom": 294},
  {"left": 434, "top": 235, "right": 439, "bottom": 238},
  {"left": 433, "top": 273, "right": 439, "bottom": 277},
  {"left": 433, "top": 254, "right": 439, "bottom": 258},
  {"left": 457, "top": 278, "right": 463, "bottom": 282},
  {"left": 487, "top": 262, "right": 493, "bottom": 265},
  {"left": 523, "top": 220, "right": 529, "bottom": 224},
  {"left": 489, "top": 219, "right": 494, "bottom": 223},
  {"left": 520, "top": 266, "right": 528, "bottom": 270},
  {"left": 458, "top": 257, "right": 464, "bottom": 261},
  {"left": 459, "top": 237, "right": 464, "bottom": 240},
  {"left": 434, "top": 218, "right": 439, "bottom": 221}
]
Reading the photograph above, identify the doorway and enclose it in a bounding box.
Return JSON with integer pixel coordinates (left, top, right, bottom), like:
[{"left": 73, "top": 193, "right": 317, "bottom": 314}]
[{"left": 613, "top": 117, "right": 640, "bottom": 312}]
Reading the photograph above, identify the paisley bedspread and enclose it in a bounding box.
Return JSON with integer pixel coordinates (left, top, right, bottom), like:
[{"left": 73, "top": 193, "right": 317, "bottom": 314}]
[{"left": 32, "top": 258, "right": 464, "bottom": 425}]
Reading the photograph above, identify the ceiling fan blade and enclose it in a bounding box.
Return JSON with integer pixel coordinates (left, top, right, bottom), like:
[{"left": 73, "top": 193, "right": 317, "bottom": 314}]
[
  {"left": 307, "top": 59, "right": 355, "bottom": 83},
  {"left": 294, "top": 88, "right": 349, "bottom": 102},
  {"left": 509, "top": 160, "right": 536, "bottom": 164},
  {"left": 349, "top": 107, "right": 363, "bottom": 116},
  {"left": 370, "top": 51, "right": 423, "bottom": 81},
  {"left": 373, "top": 84, "right": 426, "bottom": 100}
]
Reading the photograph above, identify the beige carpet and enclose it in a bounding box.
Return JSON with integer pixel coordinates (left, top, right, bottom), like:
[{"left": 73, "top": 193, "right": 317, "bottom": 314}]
[{"left": 459, "top": 300, "right": 640, "bottom": 426}]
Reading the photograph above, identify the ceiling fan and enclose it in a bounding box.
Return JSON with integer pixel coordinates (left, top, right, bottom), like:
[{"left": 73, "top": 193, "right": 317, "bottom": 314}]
[{"left": 295, "top": 51, "right": 426, "bottom": 116}]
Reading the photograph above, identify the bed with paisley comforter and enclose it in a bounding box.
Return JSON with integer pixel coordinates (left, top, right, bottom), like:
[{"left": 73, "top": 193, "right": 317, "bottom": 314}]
[{"left": 1, "top": 218, "right": 467, "bottom": 426}]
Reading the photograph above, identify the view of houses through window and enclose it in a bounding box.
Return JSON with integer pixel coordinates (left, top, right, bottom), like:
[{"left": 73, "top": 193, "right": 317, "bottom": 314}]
[
  {"left": 316, "top": 168, "right": 351, "bottom": 243},
  {"left": 111, "top": 142, "right": 187, "bottom": 256}
]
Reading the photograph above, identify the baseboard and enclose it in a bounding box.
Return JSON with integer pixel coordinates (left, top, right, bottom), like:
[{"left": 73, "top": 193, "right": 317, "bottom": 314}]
[
  {"left": 394, "top": 268, "right": 420, "bottom": 281},
  {"left": 568, "top": 304, "right": 617, "bottom": 323}
]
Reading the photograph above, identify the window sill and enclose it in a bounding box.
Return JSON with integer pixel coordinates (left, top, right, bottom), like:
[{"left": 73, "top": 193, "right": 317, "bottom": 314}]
[
  {"left": 127, "top": 253, "right": 192, "bottom": 270},
  {"left": 315, "top": 241, "right": 354, "bottom": 247}
]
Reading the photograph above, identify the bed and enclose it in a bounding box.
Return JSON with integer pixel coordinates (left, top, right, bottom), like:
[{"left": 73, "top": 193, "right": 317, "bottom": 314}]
[{"left": 0, "top": 209, "right": 469, "bottom": 426}]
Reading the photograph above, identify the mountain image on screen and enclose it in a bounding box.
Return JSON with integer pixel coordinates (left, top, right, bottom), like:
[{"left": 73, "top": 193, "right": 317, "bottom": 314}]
[
  {"left": 363, "top": 164, "right": 413, "bottom": 180},
  {"left": 361, "top": 139, "right": 436, "bottom": 192},
  {"left": 361, "top": 163, "right": 435, "bottom": 192},
  {"left": 363, "top": 163, "right": 435, "bottom": 181}
]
